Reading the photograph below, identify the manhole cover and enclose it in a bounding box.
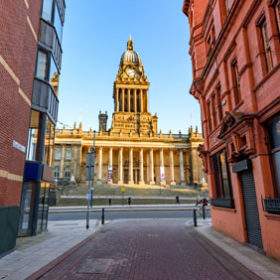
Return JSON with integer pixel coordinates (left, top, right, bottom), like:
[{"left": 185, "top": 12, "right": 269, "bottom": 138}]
[{"left": 78, "top": 258, "right": 114, "bottom": 274}]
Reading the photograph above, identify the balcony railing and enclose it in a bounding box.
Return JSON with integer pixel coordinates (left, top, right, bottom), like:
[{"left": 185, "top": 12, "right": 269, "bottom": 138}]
[
  {"left": 39, "top": 19, "right": 62, "bottom": 70},
  {"left": 263, "top": 198, "right": 280, "bottom": 214},
  {"left": 211, "top": 198, "right": 235, "bottom": 209},
  {"left": 32, "top": 78, "right": 59, "bottom": 123}
]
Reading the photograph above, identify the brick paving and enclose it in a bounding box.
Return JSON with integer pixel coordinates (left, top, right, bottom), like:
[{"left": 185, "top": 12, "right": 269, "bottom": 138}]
[{"left": 27, "top": 219, "right": 262, "bottom": 280}]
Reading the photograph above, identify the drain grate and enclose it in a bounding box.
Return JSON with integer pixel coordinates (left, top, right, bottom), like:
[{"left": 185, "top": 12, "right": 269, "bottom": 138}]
[{"left": 78, "top": 258, "right": 114, "bottom": 274}]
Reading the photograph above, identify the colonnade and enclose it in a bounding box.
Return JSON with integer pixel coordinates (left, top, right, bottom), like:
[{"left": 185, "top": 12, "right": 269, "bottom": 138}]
[
  {"left": 115, "top": 88, "right": 148, "bottom": 113},
  {"left": 96, "top": 147, "right": 186, "bottom": 186}
]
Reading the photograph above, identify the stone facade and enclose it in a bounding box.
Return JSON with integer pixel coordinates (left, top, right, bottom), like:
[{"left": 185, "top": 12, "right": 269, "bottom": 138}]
[
  {"left": 183, "top": 0, "right": 280, "bottom": 261},
  {"left": 53, "top": 38, "right": 204, "bottom": 186}
]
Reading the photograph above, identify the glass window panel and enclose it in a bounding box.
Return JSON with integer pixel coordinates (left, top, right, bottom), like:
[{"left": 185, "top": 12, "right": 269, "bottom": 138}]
[
  {"left": 65, "top": 148, "right": 72, "bottom": 160},
  {"left": 272, "top": 152, "right": 280, "bottom": 196},
  {"left": 54, "top": 3, "right": 63, "bottom": 42},
  {"left": 220, "top": 151, "right": 231, "bottom": 198},
  {"left": 36, "top": 50, "right": 48, "bottom": 80},
  {"left": 26, "top": 110, "right": 41, "bottom": 161},
  {"left": 44, "top": 118, "right": 55, "bottom": 165},
  {"left": 54, "top": 166, "right": 60, "bottom": 179},
  {"left": 64, "top": 166, "right": 71, "bottom": 179},
  {"left": 55, "top": 147, "right": 61, "bottom": 160},
  {"left": 270, "top": 116, "right": 280, "bottom": 149},
  {"left": 42, "top": 0, "right": 53, "bottom": 22},
  {"left": 49, "top": 57, "right": 59, "bottom": 94}
]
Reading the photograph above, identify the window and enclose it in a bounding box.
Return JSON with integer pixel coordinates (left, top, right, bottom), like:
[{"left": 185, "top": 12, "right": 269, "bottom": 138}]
[
  {"left": 231, "top": 59, "right": 241, "bottom": 106},
  {"left": 42, "top": 0, "right": 63, "bottom": 43},
  {"left": 49, "top": 57, "right": 59, "bottom": 94},
  {"left": 55, "top": 147, "right": 62, "bottom": 160},
  {"left": 216, "top": 85, "right": 223, "bottom": 121},
  {"left": 42, "top": 0, "right": 53, "bottom": 22},
  {"left": 207, "top": 101, "right": 212, "bottom": 132},
  {"left": 65, "top": 148, "right": 72, "bottom": 160},
  {"left": 259, "top": 17, "right": 273, "bottom": 73},
  {"left": 269, "top": 115, "right": 280, "bottom": 196},
  {"left": 64, "top": 166, "right": 71, "bottom": 179},
  {"left": 36, "top": 50, "right": 48, "bottom": 80},
  {"left": 211, "top": 94, "right": 217, "bottom": 128},
  {"left": 211, "top": 149, "right": 233, "bottom": 198},
  {"left": 26, "top": 110, "right": 41, "bottom": 161},
  {"left": 54, "top": 2, "right": 63, "bottom": 42},
  {"left": 54, "top": 166, "right": 60, "bottom": 179},
  {"left": 274, "top": 0, "right": 280, "bottom": 35},
  {"left": 43, "top": 117, "right": 55, "bottom": 165}
]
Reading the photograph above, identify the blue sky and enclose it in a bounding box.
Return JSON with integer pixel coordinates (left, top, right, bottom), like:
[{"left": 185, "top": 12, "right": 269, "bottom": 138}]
[{"left": 58, "top": 0, "right": 201, "bottom": 134}]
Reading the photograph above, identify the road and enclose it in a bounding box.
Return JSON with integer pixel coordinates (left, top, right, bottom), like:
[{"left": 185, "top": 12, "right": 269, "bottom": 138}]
[
  {"left": 48, "top": 210, "right": 204, "bottom": 221},
  {"left": 30, "top": 219, "right": 260, "bottom": 280}
]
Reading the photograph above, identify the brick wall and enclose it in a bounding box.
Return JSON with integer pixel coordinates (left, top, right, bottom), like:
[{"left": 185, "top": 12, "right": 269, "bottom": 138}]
[{"left": 0, "top": 0, "right": 42, "bottom": 206}]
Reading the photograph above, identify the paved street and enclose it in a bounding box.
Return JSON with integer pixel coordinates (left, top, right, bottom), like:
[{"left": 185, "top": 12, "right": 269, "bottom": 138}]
[{"left": 28, "top": 219, "right": 261, "bottom": 280}]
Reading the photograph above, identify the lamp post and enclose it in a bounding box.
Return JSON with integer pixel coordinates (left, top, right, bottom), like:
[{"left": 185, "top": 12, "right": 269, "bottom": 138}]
[{"left": 85, "top": 130, "right": 96, "bottom": 229}]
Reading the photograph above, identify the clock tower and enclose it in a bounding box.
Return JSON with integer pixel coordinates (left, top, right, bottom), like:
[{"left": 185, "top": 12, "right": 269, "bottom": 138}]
[{"left": 110, "top": 37, "right": 158, "bottom": 136}]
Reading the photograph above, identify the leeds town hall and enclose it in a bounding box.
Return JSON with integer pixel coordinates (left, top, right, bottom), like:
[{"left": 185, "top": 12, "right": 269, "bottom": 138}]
[{"left": 52, "top": 38, "right": 204, "bottom": 186}]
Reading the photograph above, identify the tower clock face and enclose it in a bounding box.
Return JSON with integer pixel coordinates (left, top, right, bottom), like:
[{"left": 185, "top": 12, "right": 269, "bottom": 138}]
[{"left": 127, "top": 69, "right": 136, "bottom": 77}]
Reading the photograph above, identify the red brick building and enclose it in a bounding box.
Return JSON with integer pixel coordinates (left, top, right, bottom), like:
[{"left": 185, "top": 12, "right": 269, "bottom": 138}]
[
  {"left": 0, "top": 0, "right": 65, "bottom": 254},
  {"left": 183, "top": 0, "right": 280, "bottom": 261}
]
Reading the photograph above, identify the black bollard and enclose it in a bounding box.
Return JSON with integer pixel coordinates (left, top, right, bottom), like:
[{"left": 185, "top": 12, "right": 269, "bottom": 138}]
[
  {"left": 193, "top": 209, "right": 197, "bottom": 227},
  {"left": 128, "top": 197, "right": 131, "bottom": 206},
  {"left": 176, "top": 195, "right": 180, "bottom": 204},
  {"left": 101, "top": 208, "right": 105, "bottom": 225},
  {"left": 108, "top": 198, "right": 112, "bottom": 206}
]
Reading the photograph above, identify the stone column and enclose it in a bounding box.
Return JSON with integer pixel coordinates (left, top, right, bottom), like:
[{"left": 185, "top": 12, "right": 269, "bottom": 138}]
[
  {"left": 169, "top": 149, "right": 176, "bottom": 185},
  {"left": 108, "top": 147, "right": 113, "bottom": 184},
  {"left": 121, "top": 89, "right": 125, "bottom": 112},
  {"left": 59, "top": 145, "right": 65, "bottom": 178},
  {"left": 97, "top": 147, "right": 103, "bottom": 184},
  {"left": 128, "top": 148, "right": 134, "bottom": 185},
  {"left": 149, "top": 148, "right": 155, "bottom": 184},
  {"left": 128, "top": 89, "right": 131, "bottom": 112},
  {"left": 118, "top": 148, "right": 123, "bottom": 184},
  {"left": 139, "top": 148, "right": 144, "bottom": 185},
  {"left": 134, "top": 89, "right": 137, "bottom": 113},
  {"left": 115, "top": 88, "right": 119, "bottom": 112},
  {"left": 160, "top": 149, "right": 166, "bottom": 185},
  {"left": 180, "top": 149, "right": 186, "bottom": 186},
  {"left": 146, "top": 151, "right": 150, "bottom": 183},
  {"left": 140, "top": 89, "right": 143, "bottom": 112}
]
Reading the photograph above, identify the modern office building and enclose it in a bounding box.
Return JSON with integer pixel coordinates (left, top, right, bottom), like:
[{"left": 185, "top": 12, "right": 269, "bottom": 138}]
[
  {"left": 0, "top": 0, "right": 65, "bottom": 255},
  {"left": 183, "top": 0, "right": 280, "bottom": 261},
  {"left": 52, "top": 38, "right": 205, "bottom": 187},
  {"left": 18, "top": 0, "right": 66, "bottom": 237}
]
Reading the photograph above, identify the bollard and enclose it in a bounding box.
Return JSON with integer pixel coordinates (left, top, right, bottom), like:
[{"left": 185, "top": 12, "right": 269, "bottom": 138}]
[
  {"left": 128, "top": 197, "right": 131, "bottom": 206},
  {"left": 193, "top": 209, "right": 197, "bottom": 227},
  {"left": 101, "top": 208, "right": 105, "bottom": 225},
  {"left": 202, "top": 206, "right": 206, "bottom": 220},
  {"left": 176, "top": 195, "right": 180, "bottom": 204},
  {"left": 108, "top": 198, "right": 112, "bottom": 206}
]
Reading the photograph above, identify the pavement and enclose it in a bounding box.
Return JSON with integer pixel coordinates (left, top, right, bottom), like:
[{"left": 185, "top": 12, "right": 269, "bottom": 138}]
[
  {"left": 0, "top": 220, "right": 100, "bottom": 280},
  {"left": 1, "top": 217, "right": 280, "bottom": 280}
]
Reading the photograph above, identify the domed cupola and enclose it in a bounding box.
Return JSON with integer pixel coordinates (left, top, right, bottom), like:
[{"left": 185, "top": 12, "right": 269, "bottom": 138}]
[{"left": 120, "top": 36, "right": 142, "bottom": 65}]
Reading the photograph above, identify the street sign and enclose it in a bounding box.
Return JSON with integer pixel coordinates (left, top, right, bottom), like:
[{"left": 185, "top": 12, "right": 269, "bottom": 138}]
[{"left": 121, "top": 187, "right": 125, "bottom": 193}]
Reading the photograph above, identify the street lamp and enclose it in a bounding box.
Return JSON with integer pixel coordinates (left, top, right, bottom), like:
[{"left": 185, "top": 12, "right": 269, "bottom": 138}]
[{"left": 85, "top": 130, "right": 96, "bottom": 229}]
